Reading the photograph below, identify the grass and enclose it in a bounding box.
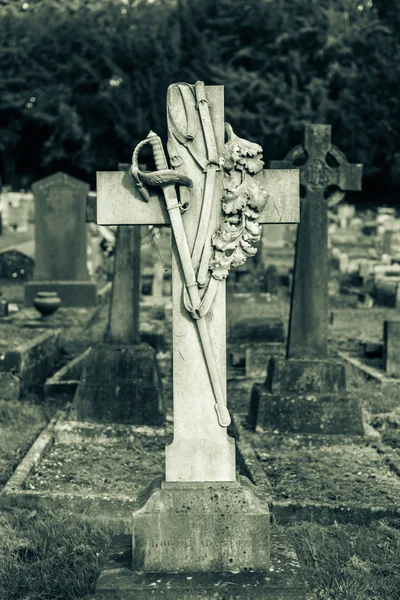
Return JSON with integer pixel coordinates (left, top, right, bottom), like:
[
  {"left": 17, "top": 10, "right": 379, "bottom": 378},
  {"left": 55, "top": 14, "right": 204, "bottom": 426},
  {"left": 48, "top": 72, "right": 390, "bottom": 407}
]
[
  {"left": 284, "top": 520, "right": 400, "bottom": 600},
  {"left": 0, "top": 508, "right": 400, "bottom": 599},
  {"left": 0, "top": 398, "right": 54, "bottom": 486},
  {"left": 0, "top": 507, "right": 116, "bottom": 600}
]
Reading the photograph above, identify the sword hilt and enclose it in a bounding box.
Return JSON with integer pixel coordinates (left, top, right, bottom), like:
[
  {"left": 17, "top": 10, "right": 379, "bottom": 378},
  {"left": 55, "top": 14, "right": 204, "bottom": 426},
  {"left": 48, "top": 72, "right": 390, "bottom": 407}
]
[{"left": 147, "top": 131, "right": 169, "bottom": 171}]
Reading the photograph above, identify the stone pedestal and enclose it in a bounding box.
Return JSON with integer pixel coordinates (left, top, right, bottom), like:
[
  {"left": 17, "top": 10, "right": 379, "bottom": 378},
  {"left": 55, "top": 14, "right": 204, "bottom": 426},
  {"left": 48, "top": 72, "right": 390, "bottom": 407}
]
[
  {"left": 248, "top": 357, "right": 364, "bottom": 435},
  {"left": 131, "top": 476, "right": 269, "bottom": 573},
  {"left": 92, "top": 532, "right": 307, "bottom": 600},
  {"left": 70, "top": 342, "right": 164, "bottom": 424}
]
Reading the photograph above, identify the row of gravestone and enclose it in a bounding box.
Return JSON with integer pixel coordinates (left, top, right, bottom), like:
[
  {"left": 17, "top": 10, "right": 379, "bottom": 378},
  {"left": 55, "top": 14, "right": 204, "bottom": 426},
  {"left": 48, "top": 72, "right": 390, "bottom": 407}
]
[
  {"left": 87, "top": 83, "right": 366, "bottom": 598},
  {"left": 1, "top": 82, "right": 368, "bottom": 597},
  {"left": 0, "top": 171, "right": 173, "bottom": 306},
  {"left": 77, "top": 119, "right": 365, "bottom": 461}
]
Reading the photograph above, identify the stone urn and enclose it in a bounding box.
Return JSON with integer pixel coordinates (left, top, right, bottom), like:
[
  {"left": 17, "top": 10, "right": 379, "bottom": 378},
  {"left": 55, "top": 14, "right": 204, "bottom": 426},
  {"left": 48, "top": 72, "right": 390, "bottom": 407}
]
[{"left": 33, "top": 291, "right": 62, "bottom": 316}]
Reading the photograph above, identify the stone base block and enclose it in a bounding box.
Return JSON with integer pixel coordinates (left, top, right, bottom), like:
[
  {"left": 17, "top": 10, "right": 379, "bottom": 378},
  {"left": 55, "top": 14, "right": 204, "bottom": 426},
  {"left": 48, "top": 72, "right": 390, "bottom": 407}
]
[
  {"left": 92, "top": 532, "right": 307, "bottom": 600},
  {"left": 247, "top": 356, "right": 364, "bottom": 435},
  {"left": 266, "top": 357, "right": 347, "bottom": 395},
  {"left": 70, "top": 342, "right": 164, "bottom": 424},
  {"left": 249, "top": 384, "right": 364, "bottom": 435},
  {"left": 25, "top": 281, "right": 97, "bottom": 307},
  {"left": 132, "top": 476, "right": 269, "bottom": 573}
]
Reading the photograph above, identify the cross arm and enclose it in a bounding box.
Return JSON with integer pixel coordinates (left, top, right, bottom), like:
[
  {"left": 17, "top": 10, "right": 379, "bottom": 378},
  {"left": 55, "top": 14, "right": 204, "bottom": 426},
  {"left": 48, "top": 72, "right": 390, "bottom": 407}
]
[
  {"left": 96, "top": 170, "right": 169, "bottom": 226},
  {"left": 97, "top": 168, "right": 300, "bottom": 227}
]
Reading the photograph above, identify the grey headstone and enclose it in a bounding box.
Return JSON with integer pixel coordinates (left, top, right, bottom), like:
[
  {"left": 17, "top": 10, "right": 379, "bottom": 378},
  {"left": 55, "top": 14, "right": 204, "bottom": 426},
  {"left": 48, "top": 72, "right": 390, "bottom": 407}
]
[
  {"left": 384, "top": 321, "right": 400, "bottom": 377},
  {"left": 25, "top": 172, "right": 97, "bottom": 306}
]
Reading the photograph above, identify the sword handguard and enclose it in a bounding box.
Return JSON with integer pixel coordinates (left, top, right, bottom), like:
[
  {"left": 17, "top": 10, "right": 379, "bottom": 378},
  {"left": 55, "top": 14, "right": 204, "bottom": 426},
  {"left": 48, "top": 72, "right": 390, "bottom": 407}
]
[{"left": 130, "top": 131, "right": 192, "bottom": 203}]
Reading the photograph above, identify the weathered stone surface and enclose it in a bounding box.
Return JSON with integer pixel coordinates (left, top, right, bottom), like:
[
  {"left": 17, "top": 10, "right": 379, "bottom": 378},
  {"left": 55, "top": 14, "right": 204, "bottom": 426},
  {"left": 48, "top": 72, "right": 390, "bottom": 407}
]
[
  {"left": 249, "top": 381, "right": 364, "bottom": 435},
  {"left": 0, "top": 247, "right": 34, "bottom": 281},
  {"left": 71, "top": 342, "right": 164, "bottom": 424},
  {"left": 1, "top": 329, "right": 61, "bottom": 392},
  {"left": 266, "top": 357, "right": 347, "bottom": 395},
  {"left": 264, "top": 265, "right": 280, "bottom": 294},
  {"left": 104, "top": 225, "right": 141, "bottom": 345},
  {"left": 245, "top": 343, "right": 284, "bottom": 379},
  {"left": 384, "top": 321, "right": 400, "bottom": 377},
  {"left": 26, "top": 172, "right": 97, "bottom": 307},
  {"left": 131, "top": 476, "right": 270, "bottom": 573},
  {"left": 0, "top": 372, "right": 20, "bottom": 401},
  {"left": 372, "top": 279, "right": 400, "bottom": 308},
  {"left": 97, "top": 85, "right": 300, "bottom": 483},
  {"left": 271, "top": 124, "right": 362, "bottom": 359},
  {"left": 229, "top": 317, "right": 285, "bottom": 344},
  {"left": 92, "top": 533, "right": 307, "bottom": 600}
]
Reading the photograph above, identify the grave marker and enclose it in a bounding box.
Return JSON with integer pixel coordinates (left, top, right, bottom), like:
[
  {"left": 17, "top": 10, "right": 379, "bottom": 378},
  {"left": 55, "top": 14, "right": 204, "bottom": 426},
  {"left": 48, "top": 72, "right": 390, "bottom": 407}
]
[
  {"left": 93, "top": 82, "right": 303, "bottom": 596},
  {"left": 249, "top": 125, "right": 364, "bottom": 435},
  {"left": 384, "top": 321, "right": 400, "bottom": 377},
  {"left": 97, "top": 87, "right": 299, "bottom": 483},
  {"left": 25, "top": 172, "right": 97, "bottom": 307},
  {"left": 271, "top": 124, "right": 362, "bottom": 358},
  {"left": 71, "top": 165, "right": 163, "bottom": 425}
]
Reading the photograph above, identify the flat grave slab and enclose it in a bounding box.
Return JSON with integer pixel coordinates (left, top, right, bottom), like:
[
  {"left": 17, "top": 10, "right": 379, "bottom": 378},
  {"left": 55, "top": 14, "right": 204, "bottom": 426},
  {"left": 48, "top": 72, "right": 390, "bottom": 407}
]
[{"left": 235, "top": 415, "right": 400, "bottom": 525}]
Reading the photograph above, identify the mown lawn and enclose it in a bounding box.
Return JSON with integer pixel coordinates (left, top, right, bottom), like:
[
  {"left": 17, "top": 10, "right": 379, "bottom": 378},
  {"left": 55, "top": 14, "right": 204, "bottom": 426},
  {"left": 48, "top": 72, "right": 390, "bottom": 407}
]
[{"left": 0, "top": 509, "right": 399, "bottom": 599}]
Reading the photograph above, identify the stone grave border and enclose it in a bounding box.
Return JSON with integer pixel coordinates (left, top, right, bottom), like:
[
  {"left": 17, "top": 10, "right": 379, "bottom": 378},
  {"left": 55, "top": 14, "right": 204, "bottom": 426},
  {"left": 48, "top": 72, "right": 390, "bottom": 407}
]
[
  {"left": 44, "top": 348, "right": 91, "bottom": 402},
  {"left": 0, "top": 329, "right": 61, "bottom": 394},
  {"left": 0, "top": 409, "right": 139, "bottom": 525},
  {"left": 3, "top": 407, "right": 400, "bottom": 527},
  {"left": 233, "top": 413, "right": 400, "bottom": 526},
  {"left": 339, "top": 351, "right": 400, "bottom": 388}
]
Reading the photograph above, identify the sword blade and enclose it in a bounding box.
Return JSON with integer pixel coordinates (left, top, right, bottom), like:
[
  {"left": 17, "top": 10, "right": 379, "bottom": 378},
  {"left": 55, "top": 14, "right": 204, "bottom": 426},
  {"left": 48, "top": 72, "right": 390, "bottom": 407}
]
[{"left": 162, "top": 185, "right": 230, "bottom": 428}]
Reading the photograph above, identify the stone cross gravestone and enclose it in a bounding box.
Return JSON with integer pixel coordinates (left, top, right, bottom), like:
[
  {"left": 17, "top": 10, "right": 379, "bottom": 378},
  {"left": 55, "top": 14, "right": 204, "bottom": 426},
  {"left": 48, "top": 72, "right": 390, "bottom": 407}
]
[
  {"left": 248, "top": 125, "right": 364, "bottom": 435},
  {"left": 271, "top": 124, "right": 362, "bottom": 359},
  {"left": 72, "top": 165, "right": 164, "bottom": 425},
  {"left": 25, "top": 172, "right": 97, "bottom": 307},
  {"left": 97, "top": 86, "right": 299, "bottom": 484},
  {"left": 94, "top": 83, "right": 300, "bottom": 593}
]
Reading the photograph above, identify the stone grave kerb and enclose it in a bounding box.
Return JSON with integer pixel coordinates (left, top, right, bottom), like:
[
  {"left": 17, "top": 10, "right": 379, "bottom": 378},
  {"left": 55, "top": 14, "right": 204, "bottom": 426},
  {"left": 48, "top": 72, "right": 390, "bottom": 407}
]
[
  {"left": 271, "top": 124, "right": 362, "bottom": 359},
  {"left": 25, "top": 171, "right": 97, "bottom": 307}
]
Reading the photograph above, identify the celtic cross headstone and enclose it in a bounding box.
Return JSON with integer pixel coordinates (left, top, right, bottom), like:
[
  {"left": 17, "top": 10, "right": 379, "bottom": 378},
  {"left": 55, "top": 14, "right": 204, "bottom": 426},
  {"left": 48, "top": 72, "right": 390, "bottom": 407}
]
[
  {"left": 271, "top": 124, "right": 362, "bottom": 358},
  {"left": 249, "top": 125, "right": 364, "bottom": 438}
]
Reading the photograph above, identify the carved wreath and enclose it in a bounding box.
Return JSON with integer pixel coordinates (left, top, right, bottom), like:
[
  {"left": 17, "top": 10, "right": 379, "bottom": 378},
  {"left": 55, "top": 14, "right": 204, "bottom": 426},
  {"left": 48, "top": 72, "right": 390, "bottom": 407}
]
[{"left": 209, "top": 123, "right": 269, "bottom": 280}]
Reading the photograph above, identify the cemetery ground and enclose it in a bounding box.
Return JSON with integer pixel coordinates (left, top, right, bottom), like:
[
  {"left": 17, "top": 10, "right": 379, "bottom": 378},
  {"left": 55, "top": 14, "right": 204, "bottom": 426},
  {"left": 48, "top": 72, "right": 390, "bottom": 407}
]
[{"left": 1, "top": 292, "right": 400, "bottom": 597}]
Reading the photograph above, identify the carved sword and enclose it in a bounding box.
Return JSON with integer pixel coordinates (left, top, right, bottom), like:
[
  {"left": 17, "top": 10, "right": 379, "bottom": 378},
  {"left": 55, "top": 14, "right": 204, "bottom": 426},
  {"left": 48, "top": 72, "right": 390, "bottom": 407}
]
[{"left": 131, "top": 131, "right": 231, "bottom": 428}]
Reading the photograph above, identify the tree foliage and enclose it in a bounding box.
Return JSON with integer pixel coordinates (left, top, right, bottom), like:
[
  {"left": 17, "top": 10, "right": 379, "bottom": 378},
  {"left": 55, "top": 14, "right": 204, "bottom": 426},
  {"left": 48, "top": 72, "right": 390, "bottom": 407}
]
[{"left": 0, "top": 0, "right": 399, "bottom": 192}]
